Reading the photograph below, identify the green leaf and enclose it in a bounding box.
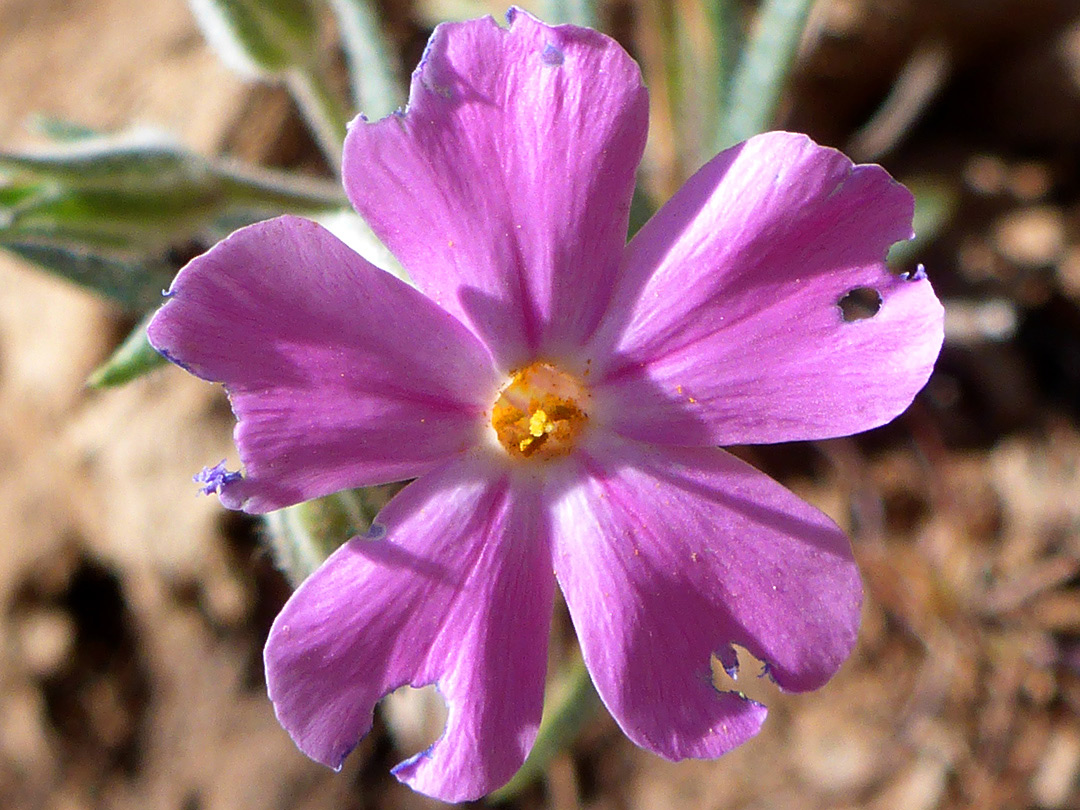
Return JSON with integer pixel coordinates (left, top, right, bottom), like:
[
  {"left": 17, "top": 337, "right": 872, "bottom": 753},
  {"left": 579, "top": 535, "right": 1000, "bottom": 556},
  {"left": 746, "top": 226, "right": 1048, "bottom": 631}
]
[
  {"left": 0, "top": 129, "right": 213, "bottom": 192},
  {"left": 0, "top": 128, "right": 349, "bottom": 308},
  {"left": 628, "top": 182, "right": 656, "bottom": 239},
  {"left": 281, "top": 67, "right": 350, "bottom": 173},
  {"left": 537, "top": 0, "right": 598, "bottom": 27},
  {"left": 186, "top": 0, "right": 350, "bottom": 171},
  {"left": 27, "top": 115, "right": 100, "bottom": 142},
  {"left": 0, "top": 128, "right": 346, "bottom": 204},
  {"left": 490, "top": 654, "right": 600, "bottom": 802},
  {"left": 187, "top": 0, "right": 319, "bottom": 76},
  {"left": 0, "top": 239, "right": 175, "bottom": 311},
  {"left": 887, "top": 175, "right": 959, "bottom": 270},
  {"left": 87, "top": 312, "right": 167, "bottom": 388},
  {"left": 413, "top": 0, "right": 491, "bottom": 25},
  {"left": 716, "top": 0, "right": 815, "bottom": 151},
  {"left": 703, "top": 0, "right": 743, "bottom": 162},
  {"left": 0, "top": 181, "right": 48, "bottom": 210},
  {"left": 3, "top": 187, "right": 223, "bottom": 251}
]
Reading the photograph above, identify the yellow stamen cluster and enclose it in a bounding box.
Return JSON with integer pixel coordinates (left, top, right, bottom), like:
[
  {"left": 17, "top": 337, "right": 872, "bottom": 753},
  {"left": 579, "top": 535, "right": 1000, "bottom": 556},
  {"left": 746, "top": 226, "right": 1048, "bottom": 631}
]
[{"left": 491, "top": 362, "right": 589, "bottom": 461}]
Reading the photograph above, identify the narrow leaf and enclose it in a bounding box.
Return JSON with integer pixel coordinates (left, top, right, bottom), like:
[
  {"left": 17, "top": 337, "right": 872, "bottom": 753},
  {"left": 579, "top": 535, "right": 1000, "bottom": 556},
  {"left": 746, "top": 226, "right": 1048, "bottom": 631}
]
[
  {"left": 283, "top": 68, "right": 349, "bottom": 172},
  {"left": 187, "top": 0, "right": 319, "bottom": 77},
  {"left": 28, "top": 116, "right": 99, "bottom": 142},
  {"left": 0, "top": 181, "right": 48, "bottom": 210},
  {"left": 703, "top": 0, "right": 743, "bottom": 162},
  {"left": 186, "top": 0, "right": 349, "bottom": 171},
  {"left": 887, "top": 175, "right": 959, "bottom": 270},
  {"left": 537, "top": 0, "right": 598, "bottom": 27},
  {"left": 88, "top": 312, "right": 168, "bottom": 388},
  {"left": 490, "top": 655, "right": 600, "bottom": 802},
  {"left": 0, "top": 127, "right": 349, "bottom": 305},
  {"left": 716, "top": 0, "right": 815, "bottom": 151},
  {"left": 628, "top": 182, "right": 656, "bottom": 240},
  {"left": 4, "top": 187, "right": 222, "bottom": 251},
  {"left": 0, "top": 129, "right": 211, "bottom": 192},
  {"left": 1, "top": 128, "right": 345, "bottom": 206},
  {"left": 0, "top": 240, "right": 175, "bottom": 311}
]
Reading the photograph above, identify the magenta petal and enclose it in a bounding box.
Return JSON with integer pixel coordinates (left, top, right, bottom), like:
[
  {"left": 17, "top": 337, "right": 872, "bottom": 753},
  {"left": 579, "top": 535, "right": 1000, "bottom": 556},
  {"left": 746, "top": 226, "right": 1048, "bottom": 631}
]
[
  {"left": 264, "top": 452, "right": 554, "bottom": 802},
  {"left": 589, "top": 132, "right": 945, "bottom": 445},
  {"left": 342, "top": 10, "right": 648, "bottom": 368},
  {"left": 549, "top": 437, "right": 861, "bottom": 760},
  {"left": 147, "top": 216, "right": 499, "bottom": 513}
]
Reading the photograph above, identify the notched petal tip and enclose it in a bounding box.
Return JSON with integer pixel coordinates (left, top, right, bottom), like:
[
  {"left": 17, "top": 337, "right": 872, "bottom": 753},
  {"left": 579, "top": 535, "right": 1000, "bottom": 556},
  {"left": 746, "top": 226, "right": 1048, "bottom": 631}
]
[
  {"left": 388, "top": 695, "right": 444, "bottom": 776},
  {"left": 901, "top": 262, "right": 929, "bottom": 282},
  {"left": 193, "top": 460, "right": 242, "bottom": 496},
  {"left": 758, "top": 661, "right": 778, "bottom": 684},
  {"left": 714, "top": 646, "right": 739, "bottom": 681}
]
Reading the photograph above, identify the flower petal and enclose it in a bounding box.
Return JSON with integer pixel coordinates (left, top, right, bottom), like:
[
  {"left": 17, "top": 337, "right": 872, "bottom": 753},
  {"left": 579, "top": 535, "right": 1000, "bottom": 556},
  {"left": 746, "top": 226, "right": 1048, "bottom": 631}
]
[
  {"left": 264, "top": 451, "right": 554, "bottom": 802},
  {"left": 342, "top": 9, "right": 648, "bottom": 369},
  {"left": 148, "top": 216, "right": 499, "bottom": 513},
  {"left": 548, "top": 436, "right": 861, "bottom": 760},
  {"left": 589, "top": 132, "right": 944, "bottom": 445}
]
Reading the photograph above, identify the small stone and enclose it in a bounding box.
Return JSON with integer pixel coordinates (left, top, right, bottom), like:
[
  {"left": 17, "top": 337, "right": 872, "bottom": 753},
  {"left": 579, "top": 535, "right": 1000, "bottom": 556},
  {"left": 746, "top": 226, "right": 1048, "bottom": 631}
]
[
  {"left": 1031, "top": 726, "right": 1080, "bottom": 808},
  {"left": 965, "top": 154, "right": 1008, "bottom": 195},
  {"left": 201, "top": 572, "right": 250, "bottom": 628},
  {"left": 992, "top": 206, "right": 1067, "bottom": 268},
  {"left": 942, "top": 299, "right": 1017, "bottom": 344},
  {"left": 794, "top": 706, "right": 885, "bottom": 793},
  {"left": 15, "top": 608, "right": 75, "bottom": 677},
  {"left": 958, "top": 237, "right": 1002, "bottom": 282},
  {"left": 1008, "top": 161, "right": 1053, "bottom": 201},
  {"left": 1057, "top": 246, "right": 1080, "bottom": 298},
  {"left": 872, "top": 756, "right": 948, "bottom": 810}
]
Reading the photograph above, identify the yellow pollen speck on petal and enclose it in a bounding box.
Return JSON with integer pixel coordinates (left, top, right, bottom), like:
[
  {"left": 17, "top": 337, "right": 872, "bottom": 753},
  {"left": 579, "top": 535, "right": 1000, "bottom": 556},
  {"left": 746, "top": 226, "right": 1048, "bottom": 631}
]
[{"left": 491, "top": 362, "right": 590, "bottom": 461}]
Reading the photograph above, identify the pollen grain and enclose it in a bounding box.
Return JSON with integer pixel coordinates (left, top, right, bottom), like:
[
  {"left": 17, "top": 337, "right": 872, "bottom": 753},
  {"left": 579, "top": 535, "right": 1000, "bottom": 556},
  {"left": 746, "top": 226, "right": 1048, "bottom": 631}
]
[{"left": 491, "top": 362, "right": 589, "bottom": 461}]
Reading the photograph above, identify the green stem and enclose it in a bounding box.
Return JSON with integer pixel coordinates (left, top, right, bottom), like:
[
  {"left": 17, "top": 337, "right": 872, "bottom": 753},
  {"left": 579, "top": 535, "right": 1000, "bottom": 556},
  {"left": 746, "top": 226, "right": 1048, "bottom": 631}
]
[
  {"left": 327, "top": 0, "right": 402, "bottom": 120},
  {"left": 285, "top": 66, "right": 349, "bottom": 174},
  {"left": 490, "top": 654, "right": 600, "bottom": 802},
  {"left": 715, "top": 0, "right": 815, "bottom": 151},
  {"left": 537, "top": 0, "right": 599, "bottom": 27},
  {"left": 628, "top": 181, "right": 657, "bottom": 239},
  {"left": 215, "top": 162, "right": 348, "bottom": 211}
]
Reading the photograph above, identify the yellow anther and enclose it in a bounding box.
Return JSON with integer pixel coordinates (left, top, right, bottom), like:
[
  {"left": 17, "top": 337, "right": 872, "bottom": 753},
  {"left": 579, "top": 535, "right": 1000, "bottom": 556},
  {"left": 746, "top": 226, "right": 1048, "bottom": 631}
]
[
  {"left": 491, "top": 362, "right": 590, "bottom": 461},
  {"left": 528, "top": 409, "right": 550, "bottom": 437}
]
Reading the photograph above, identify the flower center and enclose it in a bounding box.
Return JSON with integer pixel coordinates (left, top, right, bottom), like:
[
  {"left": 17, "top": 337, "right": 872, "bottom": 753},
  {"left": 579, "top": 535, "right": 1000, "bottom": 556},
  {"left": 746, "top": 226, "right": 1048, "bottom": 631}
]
[{"left": 491, "top": 362, "right": 589, "bottom": 461}]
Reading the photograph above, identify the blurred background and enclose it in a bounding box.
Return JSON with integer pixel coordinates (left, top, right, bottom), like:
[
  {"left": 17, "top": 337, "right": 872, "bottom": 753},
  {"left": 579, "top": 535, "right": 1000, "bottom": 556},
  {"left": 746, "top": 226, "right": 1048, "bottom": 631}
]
[{"left": 2, "top": 0, "right": 1080, "bottom": 808}]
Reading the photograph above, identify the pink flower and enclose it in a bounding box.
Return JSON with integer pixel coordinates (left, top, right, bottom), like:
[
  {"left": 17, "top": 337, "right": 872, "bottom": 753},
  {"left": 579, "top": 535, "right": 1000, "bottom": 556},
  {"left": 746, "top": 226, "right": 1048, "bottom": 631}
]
[{"left": 148, "top": 9, "right": 943, "bottom": 803}]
